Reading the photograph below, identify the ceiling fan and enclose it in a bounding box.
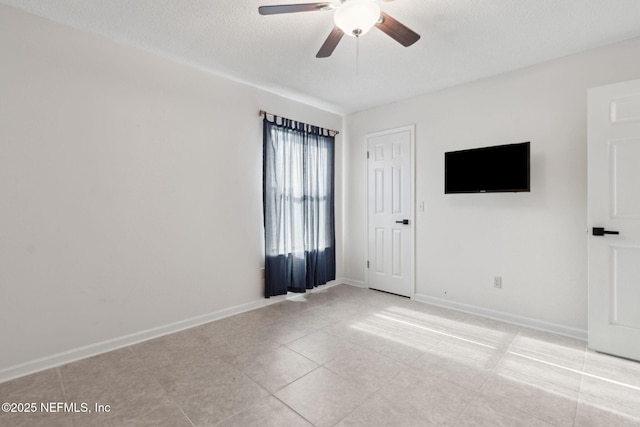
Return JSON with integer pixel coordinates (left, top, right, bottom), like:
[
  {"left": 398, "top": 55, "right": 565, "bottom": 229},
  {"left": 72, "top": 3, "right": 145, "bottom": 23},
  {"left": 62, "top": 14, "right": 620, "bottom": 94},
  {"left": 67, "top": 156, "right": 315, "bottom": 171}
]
[{"left": 259, "top": 0, "right": 420, "bottom": 58}]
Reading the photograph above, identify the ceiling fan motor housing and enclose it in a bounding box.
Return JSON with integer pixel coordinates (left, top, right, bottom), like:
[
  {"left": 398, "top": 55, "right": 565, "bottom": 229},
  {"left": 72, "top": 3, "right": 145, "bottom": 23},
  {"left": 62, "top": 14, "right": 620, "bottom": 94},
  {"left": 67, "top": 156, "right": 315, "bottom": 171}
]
[{"left": 334, "top": 0, "right": 381, "bottom": 37}]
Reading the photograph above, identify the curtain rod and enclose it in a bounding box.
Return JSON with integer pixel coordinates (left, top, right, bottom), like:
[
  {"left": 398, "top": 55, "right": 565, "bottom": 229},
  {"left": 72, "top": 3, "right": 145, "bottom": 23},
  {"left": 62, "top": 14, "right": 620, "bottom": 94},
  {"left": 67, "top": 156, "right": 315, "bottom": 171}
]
[{"left": 259, "top": 110, "right": 339, "bottom": 135}]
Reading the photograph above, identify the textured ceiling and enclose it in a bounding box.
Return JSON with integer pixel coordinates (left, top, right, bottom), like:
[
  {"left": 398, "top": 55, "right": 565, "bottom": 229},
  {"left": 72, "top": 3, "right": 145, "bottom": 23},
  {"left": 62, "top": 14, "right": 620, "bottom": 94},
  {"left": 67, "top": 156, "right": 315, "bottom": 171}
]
[{"left": 3, "top": 0, "right": 640, "bottom": 114}]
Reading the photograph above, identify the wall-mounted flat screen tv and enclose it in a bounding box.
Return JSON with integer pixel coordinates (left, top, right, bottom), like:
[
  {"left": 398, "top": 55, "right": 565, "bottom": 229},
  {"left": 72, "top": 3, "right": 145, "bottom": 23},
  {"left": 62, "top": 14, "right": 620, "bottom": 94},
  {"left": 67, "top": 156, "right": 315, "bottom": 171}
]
[{"left": 445, "top": 142, "right": 530, "bottom": 194}]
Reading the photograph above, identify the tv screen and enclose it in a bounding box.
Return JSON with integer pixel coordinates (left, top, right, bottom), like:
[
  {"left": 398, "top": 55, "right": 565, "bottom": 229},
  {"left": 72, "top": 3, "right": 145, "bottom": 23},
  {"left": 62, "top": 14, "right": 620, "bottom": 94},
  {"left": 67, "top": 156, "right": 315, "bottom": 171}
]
[{"left": 445, "top": 142, "right": 530, "bottom": 193}]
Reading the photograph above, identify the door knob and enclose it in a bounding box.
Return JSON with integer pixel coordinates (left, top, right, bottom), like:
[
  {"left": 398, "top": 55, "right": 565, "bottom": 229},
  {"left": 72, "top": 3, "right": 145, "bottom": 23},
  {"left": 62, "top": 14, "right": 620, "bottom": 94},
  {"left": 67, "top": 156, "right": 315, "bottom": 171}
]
[
  {"left": 395, "top": 219, "right": 410, "bottom": 225},
  {"left": 592, "top": 227, "right": 619, "bottom": 236}
]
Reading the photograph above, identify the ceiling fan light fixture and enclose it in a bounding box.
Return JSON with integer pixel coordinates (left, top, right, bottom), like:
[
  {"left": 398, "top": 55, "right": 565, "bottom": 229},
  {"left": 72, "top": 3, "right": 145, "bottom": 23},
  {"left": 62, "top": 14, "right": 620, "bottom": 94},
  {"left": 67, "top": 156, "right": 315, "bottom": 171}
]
[{"left": 333, "top": 0, "right": 381, "bottom": 37}]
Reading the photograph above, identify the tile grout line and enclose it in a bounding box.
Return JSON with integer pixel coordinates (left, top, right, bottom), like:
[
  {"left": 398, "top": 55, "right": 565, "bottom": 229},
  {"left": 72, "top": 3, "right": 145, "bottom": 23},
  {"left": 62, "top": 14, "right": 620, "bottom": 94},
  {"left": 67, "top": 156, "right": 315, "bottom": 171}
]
[
  {"left": 269, "top": 364, "right": 330, "bottom": 426},
  {"left": 54, "top": 366, "right": 76, "bottom": 427},
  {"left": 191, "top": 335, "right": 295, "bottom": 427},
  {"left": 55, "top": 367, "right": 68, "bottom": 402},
  {"left": 451, "top": 327, "right": 523, "bottom": 426},
  {"left": 496, "top": 328, "right": 587, "bottom": 426},
  {"left": 270, "top": 392, "right": 316, "bottom": 426},
  {"left": 127, "top": 345, "right": 197, "bottom": 427},
  {"left": 572, "top": 346, "right": 588, "bottom": 427},
  {"left": 277, "top": 313, "right": 400, "bottom": 427}
]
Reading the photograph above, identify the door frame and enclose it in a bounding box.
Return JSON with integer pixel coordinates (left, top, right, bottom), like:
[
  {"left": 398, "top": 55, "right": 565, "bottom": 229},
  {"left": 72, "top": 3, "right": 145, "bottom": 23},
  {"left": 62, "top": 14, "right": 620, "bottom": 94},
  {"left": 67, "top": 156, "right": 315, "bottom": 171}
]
[{"left": 364, "top": 125, "right": 416, "bottom": 298}]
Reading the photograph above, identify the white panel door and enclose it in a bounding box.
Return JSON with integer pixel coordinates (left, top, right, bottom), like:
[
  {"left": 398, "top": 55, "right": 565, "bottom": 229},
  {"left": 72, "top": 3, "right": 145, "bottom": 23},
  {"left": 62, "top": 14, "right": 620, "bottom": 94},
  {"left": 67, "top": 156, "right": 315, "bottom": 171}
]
[
  {"left": 366, "top": 126, "right": 414, "bottom": 297},
  {"left": 588, "top": 78, "right": 640, "bottom": 361}
]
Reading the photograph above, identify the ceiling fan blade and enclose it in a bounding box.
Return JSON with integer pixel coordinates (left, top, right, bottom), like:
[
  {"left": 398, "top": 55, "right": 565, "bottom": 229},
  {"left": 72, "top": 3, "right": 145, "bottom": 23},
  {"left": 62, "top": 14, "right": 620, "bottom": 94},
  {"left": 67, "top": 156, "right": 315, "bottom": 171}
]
[
  {"left": 259, "top": 2, "right": 333, "bottom": 15},
  {"left": 316, "top": 26, "right": 344, "bottom": 58},
  {"left": 375, "top": 11, "right": 420, "bottom": 47}
]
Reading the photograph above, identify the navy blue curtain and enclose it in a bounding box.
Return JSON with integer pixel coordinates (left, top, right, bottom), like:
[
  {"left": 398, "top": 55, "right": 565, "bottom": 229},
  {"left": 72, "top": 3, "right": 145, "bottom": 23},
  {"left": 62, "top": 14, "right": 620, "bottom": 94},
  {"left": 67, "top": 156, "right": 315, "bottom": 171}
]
[{"left": 263, "top": 116, "right": 336, "bottom": 298}]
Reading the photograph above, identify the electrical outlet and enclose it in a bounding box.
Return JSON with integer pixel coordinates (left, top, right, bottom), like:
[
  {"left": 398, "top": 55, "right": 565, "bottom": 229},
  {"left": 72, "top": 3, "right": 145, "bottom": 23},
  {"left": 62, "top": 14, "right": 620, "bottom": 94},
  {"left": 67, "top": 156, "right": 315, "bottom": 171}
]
[{"left": 494, "top": 276, "right": 502, "bottom": 288}]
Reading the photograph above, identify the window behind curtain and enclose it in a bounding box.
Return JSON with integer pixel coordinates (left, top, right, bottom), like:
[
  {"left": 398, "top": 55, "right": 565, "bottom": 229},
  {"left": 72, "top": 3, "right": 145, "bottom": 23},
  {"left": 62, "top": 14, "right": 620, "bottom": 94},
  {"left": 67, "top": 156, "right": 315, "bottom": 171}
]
[{"left": 263, "top": 117, "right": 335, "bottom": 297}]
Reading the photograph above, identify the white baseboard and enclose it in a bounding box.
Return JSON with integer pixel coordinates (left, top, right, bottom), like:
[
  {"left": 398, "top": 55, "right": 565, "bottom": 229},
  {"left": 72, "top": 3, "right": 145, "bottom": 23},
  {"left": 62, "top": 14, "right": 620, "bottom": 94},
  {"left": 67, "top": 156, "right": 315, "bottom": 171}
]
[
  {"left": 0, "top": 279, "right": 351, "bottom": 384},
  {"left": 341, "top": 278, "right": 366, "bottom": 288},
  {"left": 413, "top": 293, "right": 587, "bottom": 341},
  {"left": 4, "top": 281, "right": 586, "bottom": 384}
]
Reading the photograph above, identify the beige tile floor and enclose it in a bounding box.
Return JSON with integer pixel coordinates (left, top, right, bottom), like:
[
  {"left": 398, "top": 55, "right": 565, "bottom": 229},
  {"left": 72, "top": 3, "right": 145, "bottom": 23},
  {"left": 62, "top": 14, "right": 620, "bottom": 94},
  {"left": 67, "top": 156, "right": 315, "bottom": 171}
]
[{"left": 2, "top": 284, "right": 640, "bottom": 426}]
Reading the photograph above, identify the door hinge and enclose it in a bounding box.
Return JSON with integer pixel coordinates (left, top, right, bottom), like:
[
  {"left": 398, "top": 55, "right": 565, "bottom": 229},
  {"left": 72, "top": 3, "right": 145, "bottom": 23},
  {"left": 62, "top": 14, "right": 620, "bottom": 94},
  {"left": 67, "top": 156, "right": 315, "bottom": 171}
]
[
  {"left": 367, "top": 260, "right": 370, "bottom": 268},
  {"left": 367, "top": 151, "right": 369, "bottom": 159}
]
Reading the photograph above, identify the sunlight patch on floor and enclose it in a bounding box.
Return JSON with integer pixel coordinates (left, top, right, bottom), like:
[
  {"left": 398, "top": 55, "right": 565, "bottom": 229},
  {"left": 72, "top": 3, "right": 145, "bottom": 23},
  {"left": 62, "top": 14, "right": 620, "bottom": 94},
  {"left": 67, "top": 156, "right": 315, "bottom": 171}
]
[
  {"left": 350, "top": 317, "right": 436, "bottom": 352},
  {"left": 347, "top": 305, "right": 509, "bottom": 363},
  {"left": 384, "top": 305, "right": 513, "bottom": 346},
  {"left": 372, "top": 312, "right": 497, "bottom": 350},
  {"left": 509, "top": 351, "right": 640, "bottom": 392}
]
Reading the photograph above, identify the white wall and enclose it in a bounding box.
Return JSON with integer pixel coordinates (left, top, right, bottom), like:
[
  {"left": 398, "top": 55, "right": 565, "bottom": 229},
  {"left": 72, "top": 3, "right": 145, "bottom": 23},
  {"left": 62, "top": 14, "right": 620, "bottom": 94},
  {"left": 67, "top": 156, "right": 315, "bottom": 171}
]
[
  {"left": 0, "top": 5, "right": 343, "bottom": 377},
  {"left": 344, "top": 37, "right": 640, "bottom": 335}
]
